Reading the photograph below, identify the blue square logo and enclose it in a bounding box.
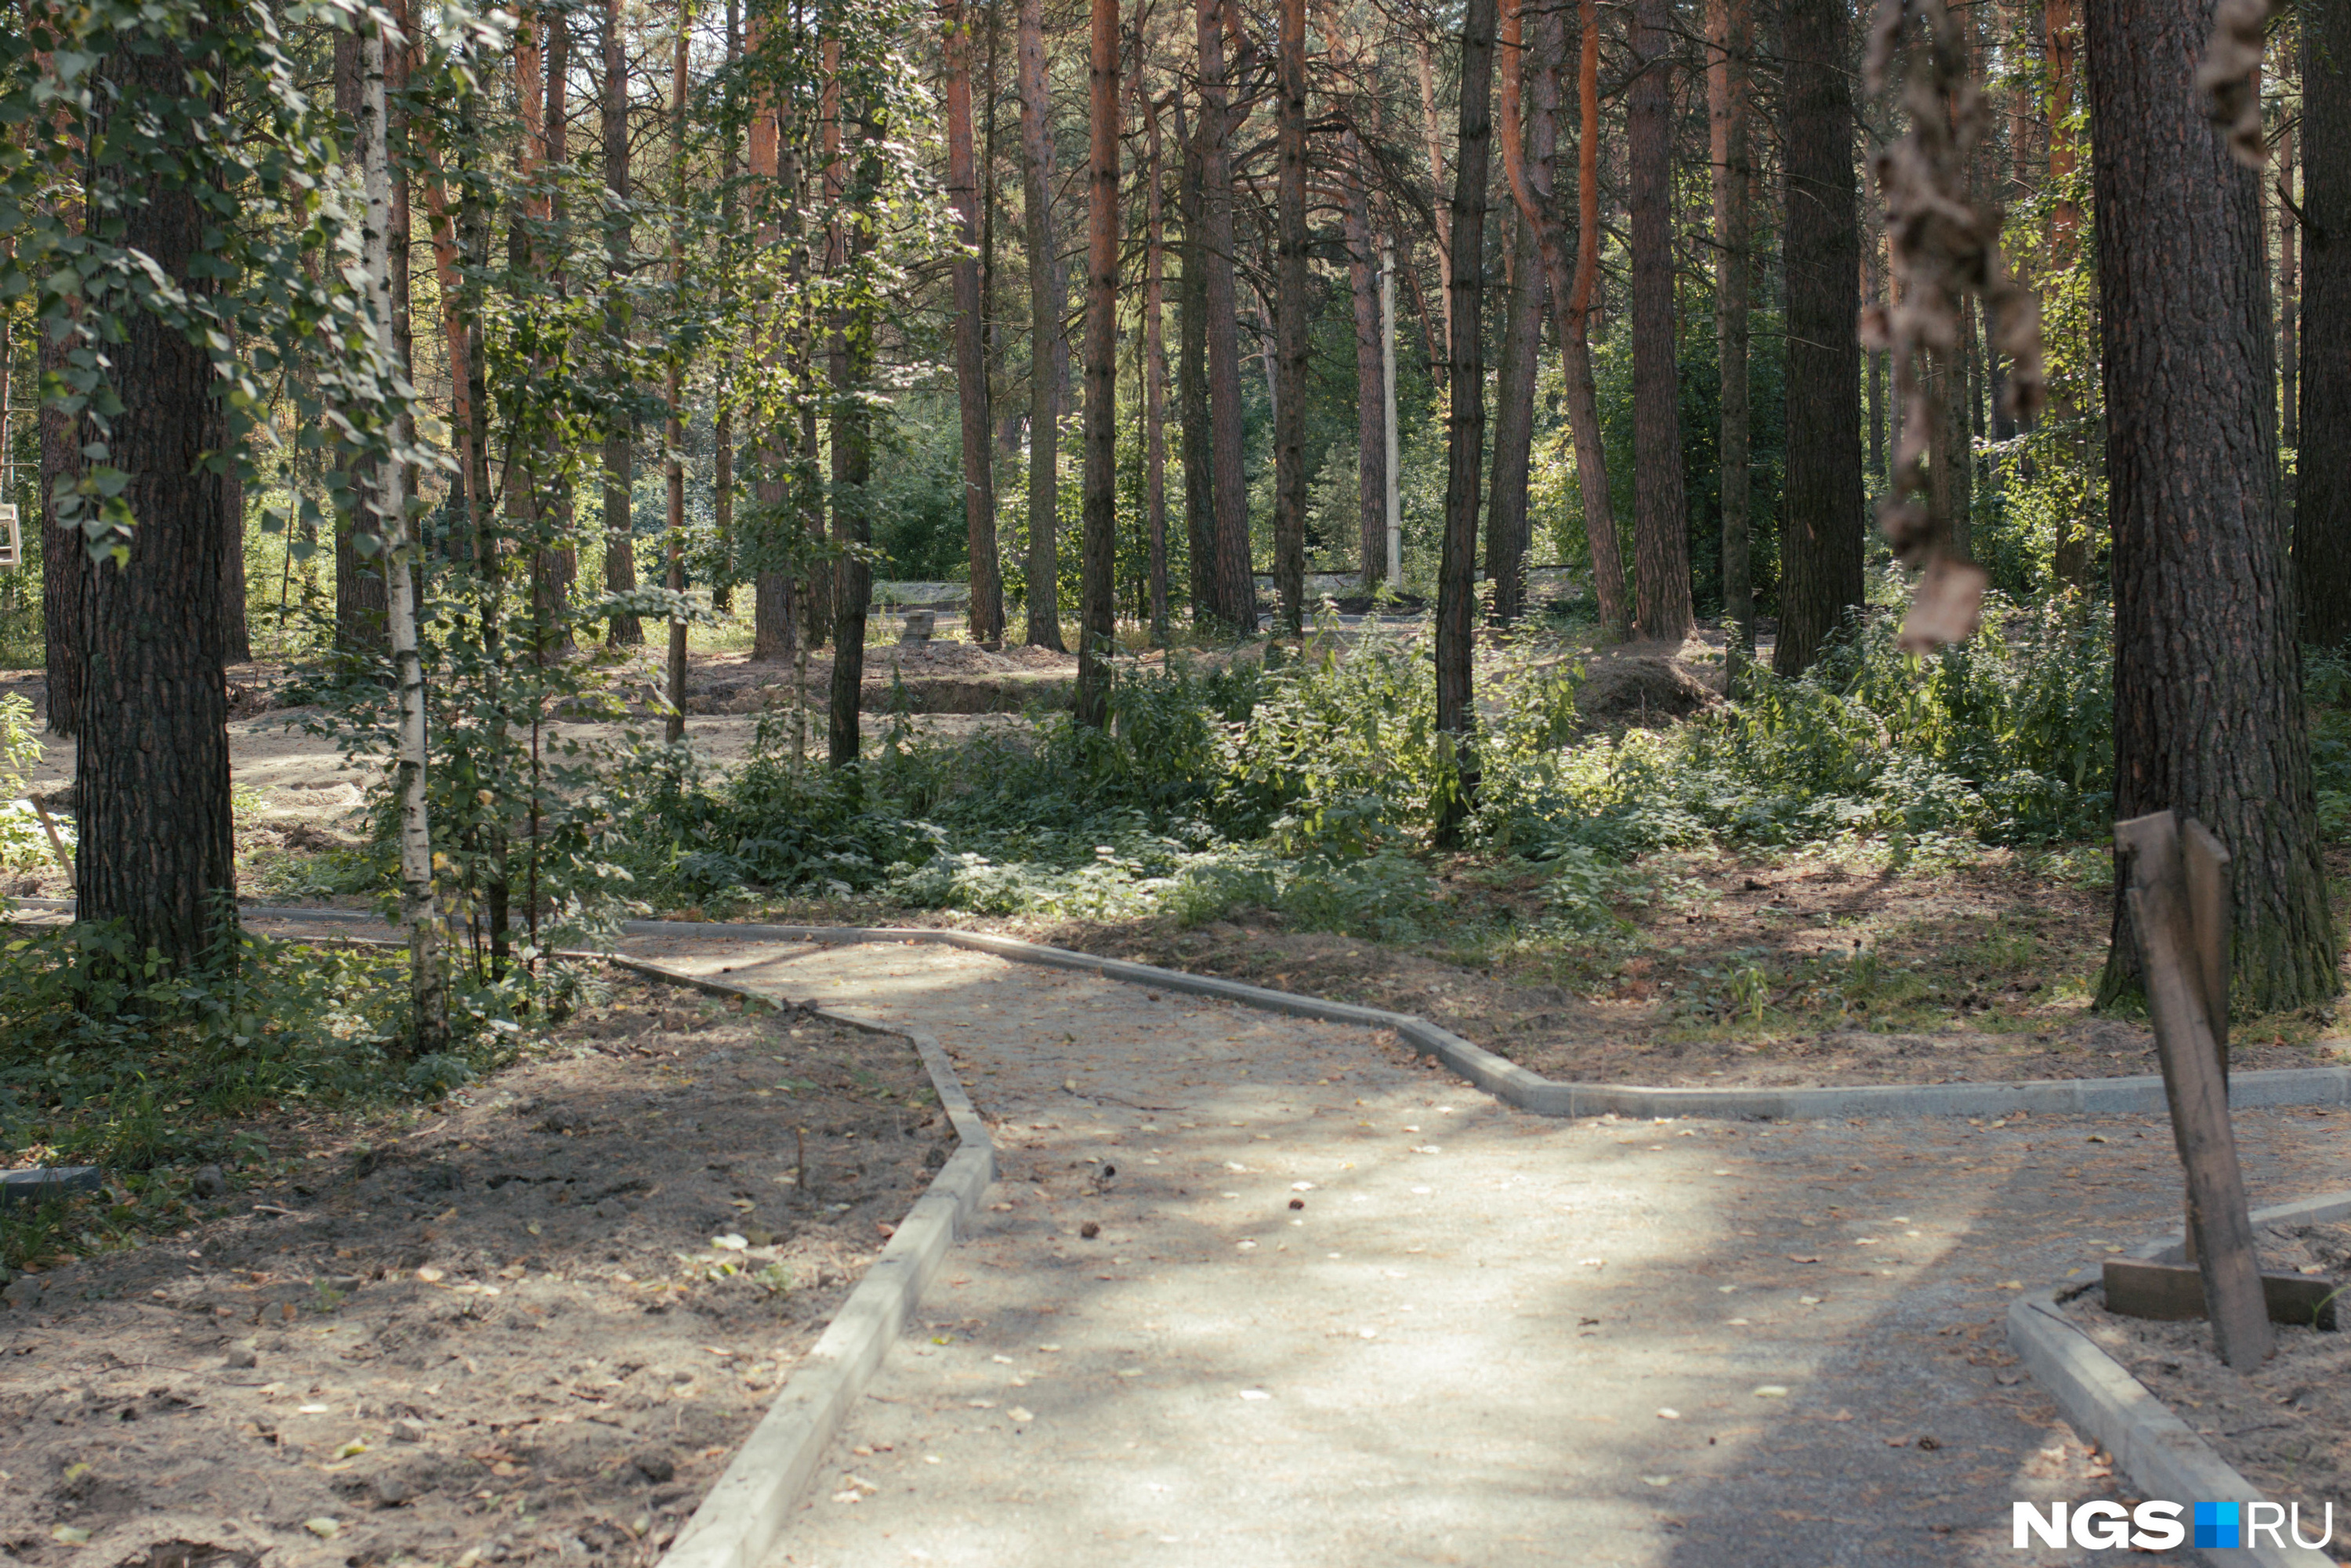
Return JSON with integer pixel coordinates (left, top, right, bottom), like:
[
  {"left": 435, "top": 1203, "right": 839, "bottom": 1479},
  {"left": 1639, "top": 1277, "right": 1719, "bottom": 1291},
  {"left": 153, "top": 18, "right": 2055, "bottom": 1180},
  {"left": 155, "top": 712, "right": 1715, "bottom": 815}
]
[{"left": 2196, "top": 1501, "right": 2241, "bottom": 1549}]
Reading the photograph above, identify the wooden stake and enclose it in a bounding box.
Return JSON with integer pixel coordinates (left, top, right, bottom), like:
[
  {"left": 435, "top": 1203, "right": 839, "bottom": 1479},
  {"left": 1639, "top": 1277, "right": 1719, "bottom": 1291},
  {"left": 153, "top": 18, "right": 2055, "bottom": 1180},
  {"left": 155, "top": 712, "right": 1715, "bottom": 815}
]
[{"left": 2114, "top": 809, "right": 2271, "bottom": 1370}]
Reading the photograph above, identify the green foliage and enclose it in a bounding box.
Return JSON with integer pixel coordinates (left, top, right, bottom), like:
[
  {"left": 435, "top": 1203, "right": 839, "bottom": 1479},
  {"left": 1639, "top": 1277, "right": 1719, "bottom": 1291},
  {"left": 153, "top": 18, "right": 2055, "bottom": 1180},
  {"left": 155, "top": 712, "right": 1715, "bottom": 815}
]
[
  {"left": 0, "top": 922, "right": 516, "bottom": 1173},
  {"left": 0, "top": 693, "right": 49, "bottom": 871},
  {"left": 1512, "top": 585, "right": 2114, "bottom": 853}
]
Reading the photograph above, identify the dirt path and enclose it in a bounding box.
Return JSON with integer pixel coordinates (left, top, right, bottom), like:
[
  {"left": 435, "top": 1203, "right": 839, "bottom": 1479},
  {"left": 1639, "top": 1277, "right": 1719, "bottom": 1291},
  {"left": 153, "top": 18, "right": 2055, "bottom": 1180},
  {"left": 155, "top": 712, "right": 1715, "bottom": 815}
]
[{"left": 610, "top": 931, "right": 2351, "bottom": 1568}]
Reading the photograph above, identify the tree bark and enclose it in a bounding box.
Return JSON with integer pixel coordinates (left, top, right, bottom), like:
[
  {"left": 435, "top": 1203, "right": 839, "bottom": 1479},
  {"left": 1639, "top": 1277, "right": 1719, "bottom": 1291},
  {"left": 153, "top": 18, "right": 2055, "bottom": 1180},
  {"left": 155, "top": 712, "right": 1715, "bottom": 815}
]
[
  {"left": 362, "top": 10, "right": 448, "bottom": 1051},
  {"left": 1197, "top": 0, "right": 1255, "bottom": 632},
  {"left": 1486, "top": 205, "right": 1543, "bottom": 624},
  {"left": 827, "top": 78, "right": 875, "bottom": 771},
  {"left": 1709, "top": 0, "right": 1752, "bottom": 671},
  {"left": 1142, "top": 74, "right": 1172, "bottom": 645},
  {"left": 1487, "top": 0, "right": 1549, "bottom": 627},
  {"left": 711, "top": 0, "right": 735, "bottom": 617},
  {"left": 603, "top": 0, "right": 642, "bottom": 645},
  {"left": 1773, "top": 0, "right": 1864, "bottom": 675},
  {"left": 944, "top": 0, "right": 1005, "bottom": 647},
  {"left": 334, "top": 31, "right": 389, "bottom": 654},
  {"left": 2090, "top": 0, "right": 2335, "bottom": 1013},
  {"left": 1553, "top": 0, "right": 1625, "bottom": 639},
  {"left": 1017, "top": 0, "right": 1067, "bottom": 649},
  {"left": 1417, "top": 37, "right": 1455, "bottom": 369},
  {"left": 1076, "top": 0, "right": 1120, "bottom": 726},
  {"left": 2278, "top": 117, "right": 2297, "bottom": 456},
  {"left": 2297, "top": 3, "right": 2351, "bottom": 646},
  {"left": 1628, "top": 0, "right": 1692, "bottom": 643},
  {"left": 1345, "top": 133, "right": 1386, "bottom": 590},
  {"left": 220, "top": 447, "right": 249, "bottom": 664},
  {"left": 1436, "top": 0, "right": 1498, "bottom": 840},
  {"left": 1174, "top": 95, "right": 1219, "bottom": 625},
  {"left": 1270, "top": 0, "right": 1307, "bottom": 636},
  {"left": 663, "top": 0, "right": 690, "bottom": 747},
  {"left": 747, "top": 78, "right": 796, "bottom": 664},
  {"left": 2046, "top": 0, "right": 2092, "bottom": 587},
  {"left": 40, "top": 323, "right": 82, "bottom": 738},
  {"left": 73, "top": 34, "right": 234, "bottom": 967}
]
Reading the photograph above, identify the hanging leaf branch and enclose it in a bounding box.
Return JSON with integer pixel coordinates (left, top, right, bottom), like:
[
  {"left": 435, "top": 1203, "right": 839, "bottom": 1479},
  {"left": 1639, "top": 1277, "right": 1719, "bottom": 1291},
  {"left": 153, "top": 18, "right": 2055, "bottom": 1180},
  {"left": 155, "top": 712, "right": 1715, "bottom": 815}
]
[
  {"left": 1861, "top": 0, "right": 2046, "bottom": 652},
  {"left": 2197, "top": 0, "right": 2284, "bottom": 167}
]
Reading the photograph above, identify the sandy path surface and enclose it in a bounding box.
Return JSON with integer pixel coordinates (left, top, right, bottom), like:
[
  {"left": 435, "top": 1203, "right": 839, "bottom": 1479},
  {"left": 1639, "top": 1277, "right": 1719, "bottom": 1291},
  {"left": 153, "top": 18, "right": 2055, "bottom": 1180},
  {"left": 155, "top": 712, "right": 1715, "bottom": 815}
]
[{"left": 596, "top": 931, "right": 2351, "bottom": 1568}]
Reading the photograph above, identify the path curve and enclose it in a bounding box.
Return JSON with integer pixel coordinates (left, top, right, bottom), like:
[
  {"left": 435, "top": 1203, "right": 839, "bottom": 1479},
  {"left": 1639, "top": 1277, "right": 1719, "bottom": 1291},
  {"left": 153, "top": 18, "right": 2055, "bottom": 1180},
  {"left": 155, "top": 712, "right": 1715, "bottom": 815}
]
[{"left": 596, "top": 929, "right": 2351, "bottom": 1568}]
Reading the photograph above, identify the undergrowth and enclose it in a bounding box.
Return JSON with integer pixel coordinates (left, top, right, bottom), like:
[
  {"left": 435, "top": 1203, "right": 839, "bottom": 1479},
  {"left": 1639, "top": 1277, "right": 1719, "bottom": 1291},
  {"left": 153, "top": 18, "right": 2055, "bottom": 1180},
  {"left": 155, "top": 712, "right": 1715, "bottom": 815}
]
[
  {"left": 0, "top": 920, "right": 559, "bottom": 1277},
  {"left": 608, "top": 585, "right": 2125, "bottom": 940}
]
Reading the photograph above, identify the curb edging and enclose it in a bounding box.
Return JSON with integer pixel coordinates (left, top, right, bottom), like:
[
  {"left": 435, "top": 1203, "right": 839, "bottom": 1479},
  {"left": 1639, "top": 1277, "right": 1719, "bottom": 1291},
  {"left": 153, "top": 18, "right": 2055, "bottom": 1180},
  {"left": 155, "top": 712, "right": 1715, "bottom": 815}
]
[
  {"left": 2007, "top": 1190, "right": 2351, "bottom": 1568},
  {"left": 579, "top": 955, "right": 998, "bottom": 1568},
  {"left": 183, "top": 904, "right": 2351, "bottom": 1121},
  {"left": 604, "top": 917, "right": 2351, "bottom": 1122}
]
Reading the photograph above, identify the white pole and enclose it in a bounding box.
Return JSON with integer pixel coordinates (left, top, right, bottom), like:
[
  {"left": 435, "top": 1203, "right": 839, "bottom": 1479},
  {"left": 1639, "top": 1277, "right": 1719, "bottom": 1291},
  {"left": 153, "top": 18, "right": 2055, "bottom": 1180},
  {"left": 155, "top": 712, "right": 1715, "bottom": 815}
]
[{"left": 1380, "top": 238, "right": 1401, "bottom": 587}]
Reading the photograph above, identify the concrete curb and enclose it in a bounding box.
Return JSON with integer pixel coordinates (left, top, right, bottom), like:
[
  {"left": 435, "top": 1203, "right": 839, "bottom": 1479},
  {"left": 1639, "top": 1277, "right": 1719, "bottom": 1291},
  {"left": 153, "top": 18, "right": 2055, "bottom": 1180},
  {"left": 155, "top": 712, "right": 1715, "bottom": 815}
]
[
  {"left": 2007, "top": 1190, "right": 2351, "bottom": 1568},
  {"left": 549, "top": 954, "right": 997, "bottom": 1568},
  {"left": 183, "top": 904, "right": 2351, "bottom": 1121}
]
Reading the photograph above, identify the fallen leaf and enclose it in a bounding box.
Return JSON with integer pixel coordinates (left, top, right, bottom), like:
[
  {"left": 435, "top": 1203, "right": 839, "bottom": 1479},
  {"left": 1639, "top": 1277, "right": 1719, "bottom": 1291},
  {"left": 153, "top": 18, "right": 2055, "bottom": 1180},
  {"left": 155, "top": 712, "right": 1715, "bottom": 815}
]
[
  {"left": 334, "top": 1439, "right": 369, "bottom": 1459},
  {"left": 1640, "top": 1476, "right": 1673, "bottom": 1487},
  {"left": 1657, "top": 1408, "right": 1682, "bottom": 1421},
  {"left": 1752, "top": 1385, "right": 1790, "bottom": 1399},
  {"left": 712, "top": 1234, "right": 749, "bottom": 1252},
  {"left": 1786, "top": 1255, "right": 1820, "bottom": 1265},
  {"left": 304, "top": 1519, "right": 342, "bottom": 1539},
  {"left": 51, "top": 1526, "right": 91, "bottom": 1545},
  {"left": 1237, "top": 1389, "right": 1270, "bottom": 1400},
  {"left": 415, "top": 1266, "right": 445, "bottom": 1284},
  {"left": 1008, "top": 1407, "right": 1034, "bottom": 1422}
]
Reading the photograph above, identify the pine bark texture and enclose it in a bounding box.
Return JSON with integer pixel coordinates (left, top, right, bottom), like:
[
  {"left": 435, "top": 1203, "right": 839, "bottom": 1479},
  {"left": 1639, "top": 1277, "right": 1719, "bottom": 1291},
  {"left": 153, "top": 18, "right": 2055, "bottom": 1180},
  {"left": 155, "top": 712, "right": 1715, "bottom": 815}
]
[
  {"left": 2089, "top": 0, "right": 2336, "bottom": 1012},
  {"left": 1196, "top": 0, "right": 1255, "bottom": 632},
  {"left": 1075, "top": 0, "right": 1118, "bottom": 726},
  {"left": 1709, "top": 0, "right": 1752, "bottom": 668},
  {"left": 1271, "top": 0, "right": 1307, "bottom": 634},
  {"left": 1018, "top": 0, "right": 1066, "bottom": 649},
  {"left": 1555, "top": 0, "right": 1625, "bottom": 639},
  {"left": 40, "top": 324, "right": 83, "bottom": 738},
  {"left": 1345, "top": 137, "right": 1386, "bottom": 589},
  {"left": 1485, "top": 208, "right": 1544, "bottom": 622},
  {"left": 944, "top": 0, "right": 1005, "bottom": 646},
  {"left": 1143, "top": 90, "right": 1172, "bottom": 643},
  {"left": 1175, "top": 100, "right": 1219, "bottom": 624},
  {"left": 1628, "top": 0, "right": 1691, "bottom": 642},
  {"left": 828, "top": 108, "right": 875, "bottom": 770},
  {"left": 602, "top": 0, "right": 641, "bottom": 645},
  {"left": 74, "top": 37, "right": 236, "bottom": 965},
  {"left": 2297, "top": 3, "right": 2351, "bottom": 646},
  {"left": 334, "top": 31, "right": 389, "bottom": 655},
  {"left": 1436, "top": 0, "right": 1497, "bottom": 829},
  {"left": 1773, "top": 0, "right": 1864, "bottom": 675}
]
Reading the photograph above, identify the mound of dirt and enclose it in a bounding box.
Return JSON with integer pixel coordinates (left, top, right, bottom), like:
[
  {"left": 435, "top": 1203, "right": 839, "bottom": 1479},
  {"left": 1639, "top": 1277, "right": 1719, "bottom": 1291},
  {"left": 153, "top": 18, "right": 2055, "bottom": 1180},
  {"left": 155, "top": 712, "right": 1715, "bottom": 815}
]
[{"left": 1574, "top": 650, "right": 1722, "bottom": 727}]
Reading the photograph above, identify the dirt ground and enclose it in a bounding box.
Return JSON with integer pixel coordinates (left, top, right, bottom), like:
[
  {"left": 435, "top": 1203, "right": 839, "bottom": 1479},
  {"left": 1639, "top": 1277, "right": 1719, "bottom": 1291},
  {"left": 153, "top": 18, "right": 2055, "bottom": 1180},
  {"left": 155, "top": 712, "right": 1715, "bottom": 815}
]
[
  {"left": 845, "top": 846, "right": 2351, "bottom": 1089},
  {"left": 0, "top": 969, "right": 955, "bottom": 1568},
  {"left": 2062, "top": 1220, "right": 2349, "bottom": 1514}
]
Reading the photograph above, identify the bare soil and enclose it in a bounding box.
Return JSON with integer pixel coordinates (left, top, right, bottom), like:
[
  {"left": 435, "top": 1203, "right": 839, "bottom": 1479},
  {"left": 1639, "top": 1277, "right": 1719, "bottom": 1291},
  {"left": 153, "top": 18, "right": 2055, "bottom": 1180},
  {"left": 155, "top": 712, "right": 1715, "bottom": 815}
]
[
  {"left": 0, "top": 969, "right": 954, "bottom": 1568},
  {"left": 2062, "top": 1220, "right": 2351, "bottom": 1513}
]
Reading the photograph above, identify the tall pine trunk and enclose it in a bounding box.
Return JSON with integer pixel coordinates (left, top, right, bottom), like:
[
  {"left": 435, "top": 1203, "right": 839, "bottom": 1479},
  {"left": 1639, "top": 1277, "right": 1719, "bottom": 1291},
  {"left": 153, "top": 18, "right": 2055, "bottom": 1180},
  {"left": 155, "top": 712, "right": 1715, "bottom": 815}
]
[
  {"left": 827, "top": 69, "right": 876, "bottom": 770},
  {"left": 1709, "top": 0, "right": 1752, "bottom": 672},
  {"left": 1628, "top": 0, "right": 1691, "bottom": 642},
  {"left": 1436, "top": 0, "right": 1498, "bottom": 841},
  {"left": 1017, "top": 0, "right": 1067, "bottom": 649},
  {"left": 1271, "top": 0, "right": 1307, "bottom": 635},
  {"left": 662, "top": 0, "right": 690, "bottom": 745},
  {"left": 2090, "top": 0, "right": 2335, "bottom": 1012},
  {"left": 1554, "top": 0, "right": 1625, "bottom": 639},
  {"left": 944, "top": 0, "right": 1006, "bottom": 646},
  {"left": 73, "top": 34, "right": 234, "bottom": 966},
  {"left": 1487, "top": 0, "right": 1549, "bottom": 627},
  {"left": 1142, "top": 79, "right": 1172, "bottom": 644},
  {"left": 1175, "top": 96, "right": 1219, "bottom": 625},
  {"left": 1197, "top": 0, "right": 1254, "bottom": 634},
  {"left": 1076, "top": 0, "right": 1120, "bottom": 725},
  {"left": 602, "top": 0, "right": 642, "bottom": 645},
  {"left": 1773, "top": 0, "right": 1864, "bottom": 675},
  {"left": 1344, "top": 132, "right": 1386, "bottom": 591},
  {"left": 2296, "top": 2, "right": 2351, "bottom": 646},
  {"left": 41, "top": 323, "right": 83, "bottom": 738}
]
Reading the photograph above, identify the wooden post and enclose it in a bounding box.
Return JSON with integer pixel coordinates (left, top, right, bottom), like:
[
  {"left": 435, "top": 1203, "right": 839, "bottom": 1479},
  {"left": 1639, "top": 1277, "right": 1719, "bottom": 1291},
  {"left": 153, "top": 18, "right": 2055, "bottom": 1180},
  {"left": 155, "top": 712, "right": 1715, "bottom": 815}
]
[{"left": 2114, "top": 810, "right": 2272, "bottom": 1370}]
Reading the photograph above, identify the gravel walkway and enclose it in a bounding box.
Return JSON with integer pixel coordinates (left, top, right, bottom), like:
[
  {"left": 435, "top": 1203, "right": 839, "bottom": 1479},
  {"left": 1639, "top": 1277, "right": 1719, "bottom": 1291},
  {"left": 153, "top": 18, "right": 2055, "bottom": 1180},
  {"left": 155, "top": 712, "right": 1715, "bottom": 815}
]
[{"left": 632, "top": 934, "right": 2349, "bottom": 1566}]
